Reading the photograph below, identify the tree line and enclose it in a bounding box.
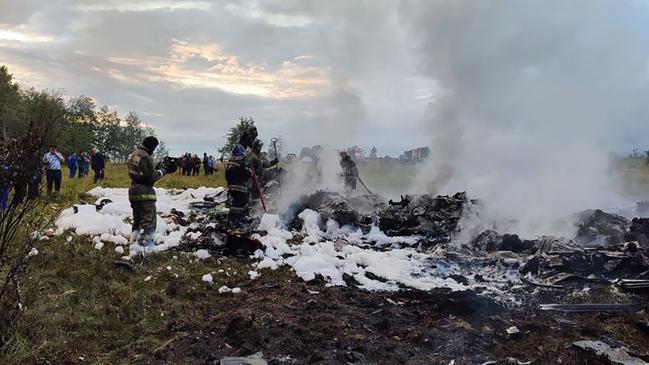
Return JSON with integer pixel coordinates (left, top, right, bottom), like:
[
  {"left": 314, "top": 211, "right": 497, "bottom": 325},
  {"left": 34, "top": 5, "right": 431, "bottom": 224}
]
[{"left": 0, "top": 65, "right": 168, "bottom": 162}]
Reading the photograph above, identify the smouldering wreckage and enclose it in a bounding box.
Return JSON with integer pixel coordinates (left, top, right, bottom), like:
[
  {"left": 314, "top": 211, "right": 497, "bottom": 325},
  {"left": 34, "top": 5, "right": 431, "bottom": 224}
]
[{"left": 55, "top": 185, "right": 649, "bottom": 362}]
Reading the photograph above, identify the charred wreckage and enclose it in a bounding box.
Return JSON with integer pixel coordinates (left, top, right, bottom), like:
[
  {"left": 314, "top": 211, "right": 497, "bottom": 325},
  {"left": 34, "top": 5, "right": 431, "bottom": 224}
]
[{"left": 77, "top": 185, "right": 649, "bottom": 364}]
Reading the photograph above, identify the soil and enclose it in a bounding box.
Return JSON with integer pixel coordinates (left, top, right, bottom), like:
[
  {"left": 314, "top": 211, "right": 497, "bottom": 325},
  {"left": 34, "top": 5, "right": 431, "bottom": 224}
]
[{"left": 156, "top": 268, "right": 649, "bottom": 365}]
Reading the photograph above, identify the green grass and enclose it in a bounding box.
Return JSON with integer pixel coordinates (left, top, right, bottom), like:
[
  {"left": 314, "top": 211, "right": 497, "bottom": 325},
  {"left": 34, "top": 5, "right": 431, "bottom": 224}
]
[
  {"left": 3, "top": 234, "right": 269, "bottom": 364},
  {"left": 1, "top": 164, "right": 229, "bottom": 364}
]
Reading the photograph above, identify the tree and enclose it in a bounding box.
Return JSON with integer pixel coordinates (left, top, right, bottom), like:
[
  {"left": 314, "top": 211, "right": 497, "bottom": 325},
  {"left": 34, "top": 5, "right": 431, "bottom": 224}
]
[
  {"left": 56, "top": 95, "right": 96, "bottom": 154},
  {"left": 0, "top": 66, "right": 20, "bottom": 141},
  {"left": 153, "top": 141, "right": 169, "bottom": 162},
  {"left": 219, "top": 117, "right": 255, "bottom": 158},
  {"left": 0, "top": 65, "right": 164, "bottom": 163},
  {"left": 17, "top": 89, "right": 68, "bottom": 148}
]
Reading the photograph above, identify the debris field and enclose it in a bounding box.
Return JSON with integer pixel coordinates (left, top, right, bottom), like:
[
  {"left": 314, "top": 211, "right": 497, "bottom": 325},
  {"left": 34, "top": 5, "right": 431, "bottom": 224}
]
[{"left": 54, "top": 187, "right": 649, "bottom": 364}]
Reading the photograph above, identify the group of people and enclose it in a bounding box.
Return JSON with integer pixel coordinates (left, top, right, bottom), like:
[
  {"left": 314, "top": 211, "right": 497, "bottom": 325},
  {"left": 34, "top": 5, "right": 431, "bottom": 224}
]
[
  {"left": 125, "top": 130, "right": 359, "bottom": 250},
  {"left": 178, "top": 153, "right": 218, "bottom": 176},
  {"left": 0, "top": 144, "right": 107, "bottom": 209},
  {"left": 225, "top": 127, "right": 279, "bottom": 226},
  {"left": 43, "top": 146, "right": 107, "bottom": 196},
  {"left": 66, "top": 148, "right": 106, "bottom": 183}
]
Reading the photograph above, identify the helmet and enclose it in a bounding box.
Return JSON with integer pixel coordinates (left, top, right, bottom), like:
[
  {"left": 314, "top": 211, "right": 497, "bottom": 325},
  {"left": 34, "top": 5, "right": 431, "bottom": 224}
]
[
  {"left": 231, "top": 144, "right": 246, "bottom": 157},
  {"left": 143, "top": 136, "right": 159, "bottom": 152},
  {"left": 252, "top": 139, "right": 263, "bottom": 150}
]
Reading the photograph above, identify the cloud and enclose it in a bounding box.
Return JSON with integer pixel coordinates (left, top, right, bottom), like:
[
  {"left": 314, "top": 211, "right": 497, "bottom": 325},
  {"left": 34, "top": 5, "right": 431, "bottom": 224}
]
[
  {"left": 78, "top": 0, "right": 213, "bottom": 13},
  {"left": 3, "top": 0, "right": 645, "bottom": 168},
  {"left": 144, "top": 40, "right": 329, "bottom": 97},
  {"left": 0, "top": 29, "right": 55, "bottom": 43}
]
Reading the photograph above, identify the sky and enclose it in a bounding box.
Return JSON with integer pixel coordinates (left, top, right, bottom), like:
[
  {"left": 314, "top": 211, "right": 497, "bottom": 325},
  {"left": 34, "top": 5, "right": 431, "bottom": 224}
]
[
  {"left": 0, "top": 0, "right": 648, "bottom": 159},
  {"left": 0, "top": 0, "right": 435, "bottom": 156}
]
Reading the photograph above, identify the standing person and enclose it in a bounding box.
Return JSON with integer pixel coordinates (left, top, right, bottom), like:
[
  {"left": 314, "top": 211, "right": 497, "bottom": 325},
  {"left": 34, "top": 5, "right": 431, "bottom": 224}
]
[
  {"left": 67, "top": 152, "right": 78, "bottom": 179},
  {"left": 42, "top": 145, "right": 64, "bottom": 196},
  {"left": 91, "top": 147, "right": 105, "bottom": 184},
  {"left": 192, "top": 154, "right": 200, "bottom": 176},
  {"left": 339, "top": 151, "right": 359, "bottom": 192},
  {"left": 82, "top": 151, "right": 91, "bottom": 177},
  {"left": 127, "top": 136, "right": 176, "bottom": 249},
  {"left": 77, "top": 150, "right": 84, "bottom": 178},
  {"left": 246, "top": 139, "right": 278, "bottom": 199},
  {"left": 178, "top": 154, "right": 186, "bottom": 175},
  {"left": 208, "top": 155, "right": 216, "bottom": 174},
  {"left": 0, "top": 161, "right": 10, "bottom": 210},
  {"left": 202, "top": 153, "right": 209, "bottom": 176},
  {"left": 225, "top": 145, "right": 251, "bottom": 226},
  {"left": 184, "top": 153, "right": 192, "bottom": 176}
]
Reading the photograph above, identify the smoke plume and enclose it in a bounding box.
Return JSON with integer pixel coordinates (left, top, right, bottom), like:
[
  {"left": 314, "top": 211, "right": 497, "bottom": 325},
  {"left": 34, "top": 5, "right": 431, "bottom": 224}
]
[{"left": 400, "top": 0, "right": 649, "bottom": 237}]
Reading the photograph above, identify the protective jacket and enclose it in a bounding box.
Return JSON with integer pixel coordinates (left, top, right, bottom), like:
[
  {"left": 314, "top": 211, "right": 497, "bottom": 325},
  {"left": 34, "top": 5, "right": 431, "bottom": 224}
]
[
  {"left": 245, "top": 151, "right": 276, "bottom": 178},
  {"left": 127, "top": 146, "right": 164, "bottom": 201},
  {"left": 340, "top": 157, "right": 358, "bottom": 177},
  {"left": 225, "top": 158, "right": 250, "bottom": 193}
]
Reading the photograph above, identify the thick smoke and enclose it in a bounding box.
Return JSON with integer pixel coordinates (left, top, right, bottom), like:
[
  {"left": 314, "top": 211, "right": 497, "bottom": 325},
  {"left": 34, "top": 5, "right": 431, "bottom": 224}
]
[{"left": 400, "top": 0, "right": 649, "bottom": 237}]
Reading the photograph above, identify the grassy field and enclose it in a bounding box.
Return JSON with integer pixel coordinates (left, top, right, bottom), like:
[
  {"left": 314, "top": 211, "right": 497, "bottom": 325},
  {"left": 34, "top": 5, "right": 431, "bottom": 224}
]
[
  {"left": 2, "top": 164, "right": 231, "bottom": 364},
  {"left": 2, "top": 158, "right": 649, "bottom": 364}
]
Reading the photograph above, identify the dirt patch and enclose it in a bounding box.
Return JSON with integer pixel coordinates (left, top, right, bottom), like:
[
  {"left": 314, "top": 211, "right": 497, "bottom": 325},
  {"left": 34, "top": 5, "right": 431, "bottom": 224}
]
[{"left": 156, "top": 270, "right": 649, "bottom": 365}]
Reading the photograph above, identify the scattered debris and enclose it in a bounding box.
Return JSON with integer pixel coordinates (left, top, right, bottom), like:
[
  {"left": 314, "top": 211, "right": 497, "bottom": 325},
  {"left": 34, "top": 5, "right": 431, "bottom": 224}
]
[
  {"left": 28, "top": 247, "right": 39, "bottom": 257},
  {"left": 218, "top": 351, "right": 267, "bottom": 365},
  {"left": 620, "top": 279, "right": 649, "bottom": 291},
  {"left": 572, "top": 340, "right": 648, "bottom": 365},
  {"left": 202, "top": 274, "right": 213, "bottom": 283},
  {"left": 539, "top": 303, "right": 640, "bottom": 312},
  {"left": 506, "top": 326, "right": 520, "bottom": 335},
  {"left": 575, "top": 209, "right": 630, "bottom": 247}
]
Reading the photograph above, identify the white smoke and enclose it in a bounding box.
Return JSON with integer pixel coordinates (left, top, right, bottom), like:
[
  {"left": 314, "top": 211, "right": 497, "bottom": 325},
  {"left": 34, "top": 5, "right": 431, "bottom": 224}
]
[{"left": 400, "top": 0, "right": 649, "bottom": 237}]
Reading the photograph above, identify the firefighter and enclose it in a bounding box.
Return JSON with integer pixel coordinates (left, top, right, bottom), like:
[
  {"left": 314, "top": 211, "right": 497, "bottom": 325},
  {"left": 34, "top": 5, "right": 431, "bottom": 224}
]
[
  {"left": 126, "top": 136, "right": 177, "bottom": 249},
  {"left": 339, "top": 151, "right": 359, "bottom": 191},
  {"left": 246, "top": 139, "right": 278, "bottom": 199},
  {"left": 226, "top": 144, "right": 251, "bottom": 226}
]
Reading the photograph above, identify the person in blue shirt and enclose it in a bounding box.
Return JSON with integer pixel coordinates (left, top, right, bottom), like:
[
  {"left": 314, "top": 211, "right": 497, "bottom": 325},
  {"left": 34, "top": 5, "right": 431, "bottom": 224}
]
[
  {"left": 67, "top": 152, "right": 78, "bottom": 179},
  {"left": 42, "top": 145, "right": 64, "bottom": 196},
  {"left": 0, "top": 162, "right": 10, "bottom": 210}
]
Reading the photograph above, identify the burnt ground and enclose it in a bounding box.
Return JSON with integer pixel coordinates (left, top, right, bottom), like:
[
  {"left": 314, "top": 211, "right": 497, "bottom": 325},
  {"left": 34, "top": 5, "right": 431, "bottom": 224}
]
[{"left": 156, "top": 268, "right": 649, "bottom": 365}]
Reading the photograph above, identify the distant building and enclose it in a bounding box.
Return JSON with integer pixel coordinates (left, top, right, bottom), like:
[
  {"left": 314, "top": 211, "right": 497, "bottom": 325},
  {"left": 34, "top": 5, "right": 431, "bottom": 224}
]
[{"left": 400, "top": 147, "right": 430, "bottom": 163}]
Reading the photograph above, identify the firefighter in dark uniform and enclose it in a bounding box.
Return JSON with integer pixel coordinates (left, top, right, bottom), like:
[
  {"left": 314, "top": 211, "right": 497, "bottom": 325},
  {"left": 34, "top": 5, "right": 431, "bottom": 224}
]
[
  {"left": 339, "top": 151, "right": 359, "bottom": 191},
  {"left": 246, "top": 139, "right": 279, "bottom": 199},
  {"left": 226, "top": 144, "right": 251, "bottom": 226},
  {"left": 127, "top": 136, "right": 177, "bottom": 248}
]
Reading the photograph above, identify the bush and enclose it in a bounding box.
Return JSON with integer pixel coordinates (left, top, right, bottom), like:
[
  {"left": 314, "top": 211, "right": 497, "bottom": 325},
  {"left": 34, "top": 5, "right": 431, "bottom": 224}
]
[{"left": 0, "top": 129, "right": 50, "bottom": 345}]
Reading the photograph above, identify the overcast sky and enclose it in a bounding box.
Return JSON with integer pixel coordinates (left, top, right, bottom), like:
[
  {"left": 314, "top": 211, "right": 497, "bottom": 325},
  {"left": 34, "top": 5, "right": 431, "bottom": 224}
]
[
  {"left": 1, "top": 0, "right": 648, "bottom": 157},
  {"left": 0, "top": 0, "right": 435, "bottom": 156}
]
